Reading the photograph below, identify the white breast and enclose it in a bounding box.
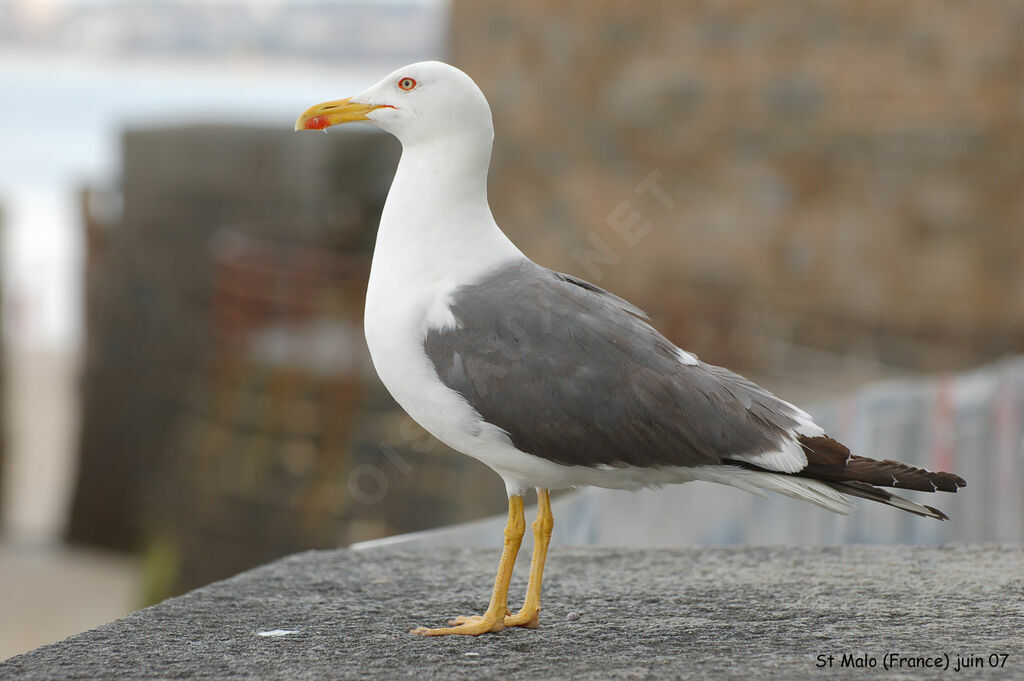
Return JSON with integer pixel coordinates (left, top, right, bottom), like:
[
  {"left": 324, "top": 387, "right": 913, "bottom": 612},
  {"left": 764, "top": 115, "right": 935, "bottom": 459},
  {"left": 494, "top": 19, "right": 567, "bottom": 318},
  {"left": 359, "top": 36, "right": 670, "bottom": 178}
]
[{"left": 363, "top": 275, "right": 473, "bottom": 444}]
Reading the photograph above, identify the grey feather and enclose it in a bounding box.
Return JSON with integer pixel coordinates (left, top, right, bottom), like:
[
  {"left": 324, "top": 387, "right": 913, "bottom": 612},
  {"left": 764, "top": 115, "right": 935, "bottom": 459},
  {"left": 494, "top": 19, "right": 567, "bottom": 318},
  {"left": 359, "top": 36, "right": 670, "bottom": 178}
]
[{"left": 424, "top": 261, "right": 809, "bottom": 469}]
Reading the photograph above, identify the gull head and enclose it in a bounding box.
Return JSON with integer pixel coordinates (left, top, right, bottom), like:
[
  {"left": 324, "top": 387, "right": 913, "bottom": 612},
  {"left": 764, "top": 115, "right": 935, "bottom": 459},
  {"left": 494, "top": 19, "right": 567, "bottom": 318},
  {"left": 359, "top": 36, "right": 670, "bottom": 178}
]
[{"left": 295, "top": 61, "right": 493, "bottom": 146}]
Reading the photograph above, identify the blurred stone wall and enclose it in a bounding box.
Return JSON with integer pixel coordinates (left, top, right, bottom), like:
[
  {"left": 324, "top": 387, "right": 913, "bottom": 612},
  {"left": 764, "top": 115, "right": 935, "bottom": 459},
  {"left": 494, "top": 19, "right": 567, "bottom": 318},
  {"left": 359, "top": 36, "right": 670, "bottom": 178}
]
[
  {"left": 71, "top": 125, "right": 393, "bottom": 551},
  {"left": 451, "top": 0, "right": 1024, "bottom": 371}
]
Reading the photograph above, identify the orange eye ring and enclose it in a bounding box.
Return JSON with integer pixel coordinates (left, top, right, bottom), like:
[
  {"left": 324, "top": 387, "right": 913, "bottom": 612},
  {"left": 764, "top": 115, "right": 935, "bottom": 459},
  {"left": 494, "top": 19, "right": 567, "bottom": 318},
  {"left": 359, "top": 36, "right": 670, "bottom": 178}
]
[{"left": 398, "top": 77, "right": 417, "bottom": 91}]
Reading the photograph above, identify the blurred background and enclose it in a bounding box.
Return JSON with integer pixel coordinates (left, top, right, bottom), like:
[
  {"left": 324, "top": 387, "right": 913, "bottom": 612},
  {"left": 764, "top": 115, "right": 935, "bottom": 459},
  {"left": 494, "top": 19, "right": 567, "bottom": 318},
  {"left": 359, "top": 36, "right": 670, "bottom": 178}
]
[{"left": 1, "top": 0, "right": 1022, "bottom": 661}]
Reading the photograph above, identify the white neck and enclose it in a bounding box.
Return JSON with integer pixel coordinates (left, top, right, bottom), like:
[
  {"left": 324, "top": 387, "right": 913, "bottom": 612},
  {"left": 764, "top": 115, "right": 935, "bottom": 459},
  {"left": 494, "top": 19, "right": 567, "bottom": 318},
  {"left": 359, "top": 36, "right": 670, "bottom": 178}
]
[{"left": 370, "top": 132, "right": 523, "bottom": 290}]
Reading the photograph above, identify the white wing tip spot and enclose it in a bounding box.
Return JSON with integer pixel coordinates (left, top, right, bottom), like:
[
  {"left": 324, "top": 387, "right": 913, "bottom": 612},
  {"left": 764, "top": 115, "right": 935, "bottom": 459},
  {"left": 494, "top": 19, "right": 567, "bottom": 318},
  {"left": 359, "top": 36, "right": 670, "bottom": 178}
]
[
  {"left": 256, "top": 629, "right": 300, "bottom": 637},
  {"left": 674, "top": 347, "right": 698, "bottom": 366}
]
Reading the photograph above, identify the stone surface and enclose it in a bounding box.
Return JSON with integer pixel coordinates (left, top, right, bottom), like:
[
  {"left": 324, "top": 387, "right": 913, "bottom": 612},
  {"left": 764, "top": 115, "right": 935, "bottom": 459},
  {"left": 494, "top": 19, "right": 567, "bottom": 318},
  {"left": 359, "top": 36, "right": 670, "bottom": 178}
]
[
  {"left": 0, "top": 544, "right": 139, "bottom": 662},
  {"left": 3, "top": 545, "right": 1022, "bottom": 680}
]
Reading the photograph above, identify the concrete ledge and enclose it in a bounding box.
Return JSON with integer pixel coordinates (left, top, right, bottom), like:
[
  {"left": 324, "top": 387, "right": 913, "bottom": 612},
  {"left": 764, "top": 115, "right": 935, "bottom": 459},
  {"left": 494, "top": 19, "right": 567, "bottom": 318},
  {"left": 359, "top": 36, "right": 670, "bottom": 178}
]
[{"left": 3, "top": 546, "right": 1022, "bottom": 680}]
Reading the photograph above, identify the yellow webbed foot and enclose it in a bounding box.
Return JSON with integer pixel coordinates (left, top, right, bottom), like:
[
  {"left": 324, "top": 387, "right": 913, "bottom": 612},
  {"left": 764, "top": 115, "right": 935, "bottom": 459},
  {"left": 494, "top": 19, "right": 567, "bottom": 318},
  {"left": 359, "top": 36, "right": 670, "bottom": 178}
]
[
  {"left": 435, "top": 606, "right": 538, "bottom": 631},
  {"left": 410, "top": 612, "right": 505, "bottom": 636},
  {"left": 503, "top": 607, "right": 540, "bottom": 629}
]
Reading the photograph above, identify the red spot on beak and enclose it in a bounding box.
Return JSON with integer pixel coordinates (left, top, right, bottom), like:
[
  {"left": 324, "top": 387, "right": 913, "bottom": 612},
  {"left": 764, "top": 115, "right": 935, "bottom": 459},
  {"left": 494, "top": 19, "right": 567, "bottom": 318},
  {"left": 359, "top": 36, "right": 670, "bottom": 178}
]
[{"left": 303, "top": 115, "right": 330, "bottom": 130}]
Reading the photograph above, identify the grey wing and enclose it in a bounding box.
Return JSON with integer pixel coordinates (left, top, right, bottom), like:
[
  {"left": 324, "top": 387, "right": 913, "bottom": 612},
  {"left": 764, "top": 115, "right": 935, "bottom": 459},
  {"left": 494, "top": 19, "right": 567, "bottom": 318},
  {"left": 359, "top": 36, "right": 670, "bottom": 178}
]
[{"left": 424, "top": 261, "right": 805, "bottom": 469}]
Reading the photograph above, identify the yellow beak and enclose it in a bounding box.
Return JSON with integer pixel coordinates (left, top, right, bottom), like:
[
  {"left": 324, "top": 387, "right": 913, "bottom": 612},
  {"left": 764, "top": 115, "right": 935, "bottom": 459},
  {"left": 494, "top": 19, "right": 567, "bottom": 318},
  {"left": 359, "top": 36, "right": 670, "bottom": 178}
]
[{"left": 294, "top": 98, "right": 392, "bottom": 131}]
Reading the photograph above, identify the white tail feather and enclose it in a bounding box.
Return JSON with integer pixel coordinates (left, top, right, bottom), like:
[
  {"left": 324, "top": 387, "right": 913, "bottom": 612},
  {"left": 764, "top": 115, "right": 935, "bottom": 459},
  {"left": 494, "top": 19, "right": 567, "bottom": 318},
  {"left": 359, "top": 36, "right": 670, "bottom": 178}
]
[{"left": 690, "top": 465, "right": 856, "bottom": 515}]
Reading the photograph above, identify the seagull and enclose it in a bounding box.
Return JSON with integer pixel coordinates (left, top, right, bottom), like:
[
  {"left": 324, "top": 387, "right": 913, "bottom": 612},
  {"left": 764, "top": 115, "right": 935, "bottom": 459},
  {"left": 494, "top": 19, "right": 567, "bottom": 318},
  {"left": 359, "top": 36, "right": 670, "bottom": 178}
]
[{"left": 295, "top": 61, "right": 966, "bottom": 637}]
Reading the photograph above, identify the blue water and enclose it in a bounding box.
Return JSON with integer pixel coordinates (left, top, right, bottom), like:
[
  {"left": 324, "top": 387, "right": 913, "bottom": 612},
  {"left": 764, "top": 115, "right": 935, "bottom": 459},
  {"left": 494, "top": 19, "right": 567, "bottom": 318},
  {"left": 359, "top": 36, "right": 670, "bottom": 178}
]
[{"left": 0, "top": 51, "right": 385, "bottom": 348}]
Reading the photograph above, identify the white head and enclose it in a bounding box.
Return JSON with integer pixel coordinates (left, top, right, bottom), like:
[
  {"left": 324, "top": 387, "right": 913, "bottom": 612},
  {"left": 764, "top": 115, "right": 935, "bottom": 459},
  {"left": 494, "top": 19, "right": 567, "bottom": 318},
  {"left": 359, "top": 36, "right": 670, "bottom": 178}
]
[{"left": 295, "top": 61, "right": 493, "bottom": 147}]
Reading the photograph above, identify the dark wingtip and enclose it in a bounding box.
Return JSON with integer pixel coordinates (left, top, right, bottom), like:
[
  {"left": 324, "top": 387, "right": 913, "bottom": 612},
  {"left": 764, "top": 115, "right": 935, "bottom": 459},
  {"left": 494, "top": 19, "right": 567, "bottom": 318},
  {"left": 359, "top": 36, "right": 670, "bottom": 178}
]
[
  {"left": 926, "top": 505, "right": 950, "bottom": 521},
  {"left": 932, "top": 472, "right": 967, "bottom": 493},
  {"left": 798, "top": 435, "right": 969, "bottom": 494}
]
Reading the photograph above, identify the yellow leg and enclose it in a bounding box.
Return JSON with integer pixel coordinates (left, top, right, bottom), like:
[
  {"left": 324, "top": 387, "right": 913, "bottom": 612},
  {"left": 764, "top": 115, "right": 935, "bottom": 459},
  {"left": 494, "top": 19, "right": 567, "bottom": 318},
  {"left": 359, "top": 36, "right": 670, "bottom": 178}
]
[
  {"left": 410, "top": 495, "right": 525, "bottom": 636},
  {"left": 504, "top": 488, "right": 553, "bottom": 629}
]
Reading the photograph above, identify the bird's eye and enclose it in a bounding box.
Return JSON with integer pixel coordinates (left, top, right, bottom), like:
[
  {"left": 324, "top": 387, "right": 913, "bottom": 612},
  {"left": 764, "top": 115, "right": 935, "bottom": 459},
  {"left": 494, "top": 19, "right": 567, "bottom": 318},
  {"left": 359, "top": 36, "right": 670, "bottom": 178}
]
[{"left": 398, "top": 77, "right": 417, "bottom": 91}]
